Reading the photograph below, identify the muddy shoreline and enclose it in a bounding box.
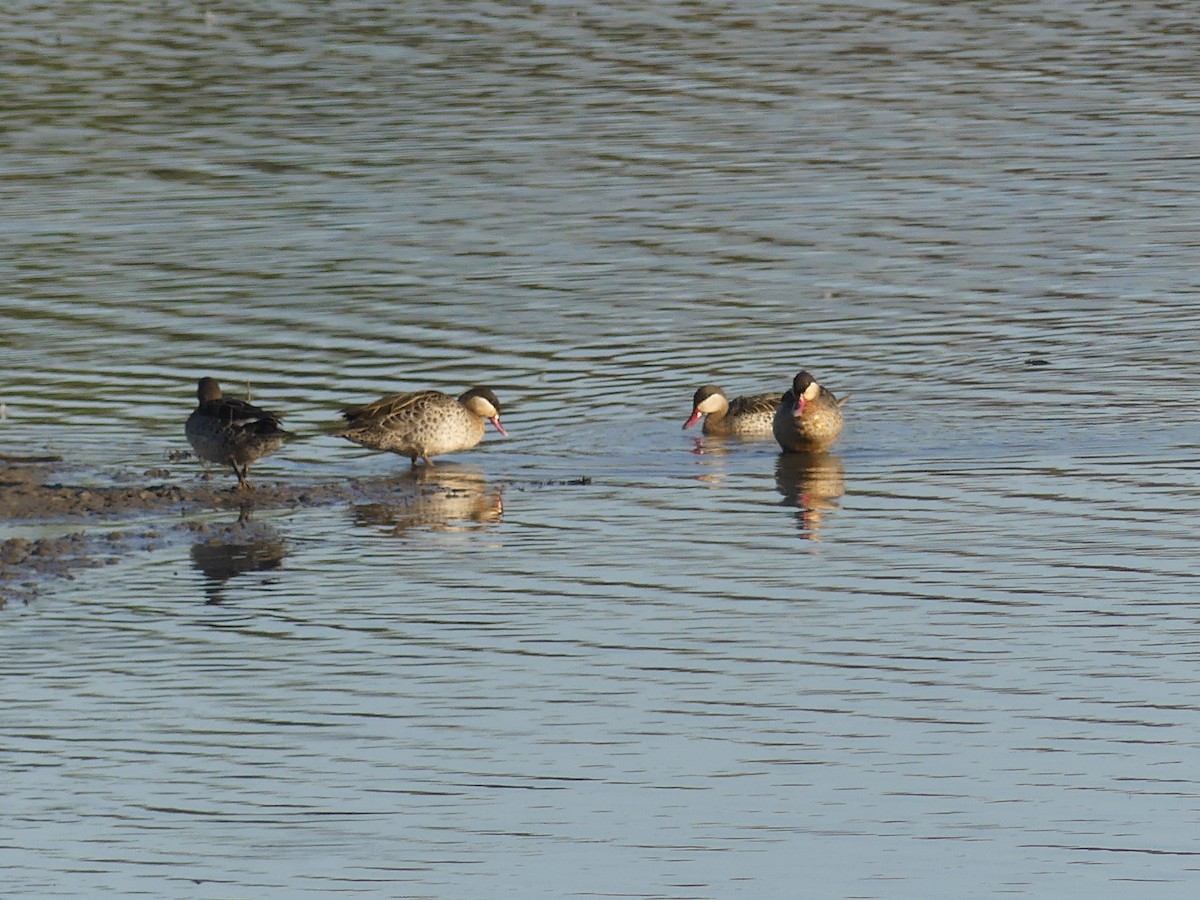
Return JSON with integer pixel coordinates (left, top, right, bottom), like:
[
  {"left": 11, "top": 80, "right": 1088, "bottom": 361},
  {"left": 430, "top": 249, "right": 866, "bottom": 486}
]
[
  {"left": 0, "top": 460, "right": 589, "bottom": 606},
  {"left": 0, "top": 461, "right": 388, "bottom": 519},
  {"left": 0, "top": 460, "right": 341, "bottom": 605}
]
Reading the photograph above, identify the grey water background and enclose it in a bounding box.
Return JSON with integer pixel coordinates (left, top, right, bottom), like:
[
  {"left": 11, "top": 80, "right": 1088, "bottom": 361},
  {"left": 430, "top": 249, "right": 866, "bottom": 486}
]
[{"left": 4, "top": 1, "right": 1200, "bottom": 896}]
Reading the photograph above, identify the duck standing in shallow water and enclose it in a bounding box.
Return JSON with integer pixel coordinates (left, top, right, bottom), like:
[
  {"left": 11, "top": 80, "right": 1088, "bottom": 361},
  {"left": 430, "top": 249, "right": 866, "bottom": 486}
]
[
  {"left": 185, "top": 377, "right": 290, "bottom": 490},
  {"left": 334, "top": 386, "right": 507, "bottom": 467},
  {"left": 683, "top": 385, "right": 781, "bottom": 437},
  {"left": 773, "top": 370, "right": 847, "bottom": 452}
]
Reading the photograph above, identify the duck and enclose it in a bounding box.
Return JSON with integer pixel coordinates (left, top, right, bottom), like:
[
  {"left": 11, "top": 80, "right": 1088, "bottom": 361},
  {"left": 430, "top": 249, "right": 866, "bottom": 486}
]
[
  {"left": 773, "top": 370, "right": 847, "bottom": 453},
  {"left": 683, "top": 385, "right": 781, "bottom": 437},
  {"left": 334, "top": 386, "right": 508, "bottom": 467},
  {"left": 185, "top": 377, "right": 290, "bottom": 490}
]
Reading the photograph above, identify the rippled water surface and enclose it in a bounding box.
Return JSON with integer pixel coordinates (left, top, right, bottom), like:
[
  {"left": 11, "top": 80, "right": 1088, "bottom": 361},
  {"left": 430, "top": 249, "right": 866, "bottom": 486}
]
[{"left": 5, "top": 2, "right": 1200, "bottom": 896}]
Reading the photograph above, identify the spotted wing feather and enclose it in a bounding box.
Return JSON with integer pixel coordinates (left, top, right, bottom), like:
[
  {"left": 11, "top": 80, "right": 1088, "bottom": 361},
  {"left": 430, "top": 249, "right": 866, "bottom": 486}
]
[
  {"left": 727, "top": 392, "right": 783, "bottom": 420},
  {"left": 340, "top": 391, "right": 438, "bottom": 430}
]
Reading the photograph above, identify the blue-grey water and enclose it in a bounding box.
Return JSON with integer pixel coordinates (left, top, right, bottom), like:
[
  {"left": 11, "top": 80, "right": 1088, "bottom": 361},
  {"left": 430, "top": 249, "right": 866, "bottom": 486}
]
[{"left": 4, "top": 2, "right": 1200, "bottom": 897}]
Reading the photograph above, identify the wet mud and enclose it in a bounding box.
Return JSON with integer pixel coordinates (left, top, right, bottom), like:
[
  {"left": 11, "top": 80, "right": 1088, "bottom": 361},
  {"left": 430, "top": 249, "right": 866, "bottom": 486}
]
[
  {"left": 0, "top": 460, "right": 591, "bottom": 606},
  {"left": 0, "top": 461, "right": 309, "bottom": 605}
]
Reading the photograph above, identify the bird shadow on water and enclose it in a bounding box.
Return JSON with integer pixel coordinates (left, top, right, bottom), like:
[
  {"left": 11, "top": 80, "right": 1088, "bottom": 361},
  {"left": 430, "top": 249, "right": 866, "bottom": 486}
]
[
  {"left": 775, "top": 451, "right": 845, "bottom": 541},
  {"left": 189, "top": 511, "right": 288, "bottom": 605},
  {"left": 350, "top": 464, "right": 504, "bottom": 537}
]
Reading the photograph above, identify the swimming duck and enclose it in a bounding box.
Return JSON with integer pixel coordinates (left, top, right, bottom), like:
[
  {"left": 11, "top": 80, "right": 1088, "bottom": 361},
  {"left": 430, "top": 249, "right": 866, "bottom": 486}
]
[
  {"left": 773, "top": 370, "right": 847, "bottom": 453},
  {"left": 334, "top": 386, "right": 508, "bottom": 467},
  {"left": 683, "top": 385, "right": 781, "bottom": 437},
  {"left": 185, "top": 377, "right": 290, "bottom": 490}
]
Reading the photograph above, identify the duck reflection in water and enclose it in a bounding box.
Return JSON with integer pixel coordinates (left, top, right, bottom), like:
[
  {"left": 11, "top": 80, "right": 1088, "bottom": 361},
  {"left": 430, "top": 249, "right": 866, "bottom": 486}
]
[
  {"left": 351, "top": 465, "right": 503, "bottom": 536},
  {"left": 775, "top": 452, "right": 845, "bottom": 540},
  {"left": 190, "top": 516, "right": 287, "bottom": 604}
]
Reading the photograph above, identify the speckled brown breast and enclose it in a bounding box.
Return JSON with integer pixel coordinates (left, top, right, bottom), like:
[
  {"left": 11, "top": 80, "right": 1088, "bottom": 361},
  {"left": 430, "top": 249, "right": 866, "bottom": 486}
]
[{"left": 772, "top": 388, "right": 844, "bottom": 452}]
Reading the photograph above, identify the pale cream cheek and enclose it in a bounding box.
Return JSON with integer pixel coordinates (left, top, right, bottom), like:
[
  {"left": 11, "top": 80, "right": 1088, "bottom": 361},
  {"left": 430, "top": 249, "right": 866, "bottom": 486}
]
[
  {"left": 467, "top": 398, "right": 499, "bottom": 418},
  {"left": 802, "top": 382, "right": 821, "bottom": 402},
  {"left": 698, "top": 394, "right": 726, "bottom": 414}
]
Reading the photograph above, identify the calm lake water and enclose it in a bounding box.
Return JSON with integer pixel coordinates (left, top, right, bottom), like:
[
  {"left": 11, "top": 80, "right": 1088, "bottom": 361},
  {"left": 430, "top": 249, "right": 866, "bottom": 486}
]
[{"left": 4, "top": 1, "right": 1200, "bottom": 896}]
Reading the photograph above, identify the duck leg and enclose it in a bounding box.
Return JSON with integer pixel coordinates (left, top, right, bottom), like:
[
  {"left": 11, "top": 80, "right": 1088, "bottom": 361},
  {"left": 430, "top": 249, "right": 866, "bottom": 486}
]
[{"left": 229, "top": 458, "right": 252, "bottom": 491}]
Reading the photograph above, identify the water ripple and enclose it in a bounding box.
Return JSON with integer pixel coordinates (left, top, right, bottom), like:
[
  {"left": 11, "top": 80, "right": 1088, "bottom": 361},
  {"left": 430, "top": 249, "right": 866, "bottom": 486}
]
[{"left": 5, "top": 1, "right": 1200, "bottom": 897}]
